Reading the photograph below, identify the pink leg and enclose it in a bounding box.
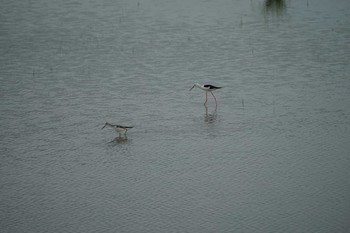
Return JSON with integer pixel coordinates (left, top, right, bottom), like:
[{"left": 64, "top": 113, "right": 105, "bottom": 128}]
[
  {"left": 204, "top": 92, "right": 208, "bottom": 105},
  {"left": 211, "top": 92, "right": 217, "bottom": 105}
]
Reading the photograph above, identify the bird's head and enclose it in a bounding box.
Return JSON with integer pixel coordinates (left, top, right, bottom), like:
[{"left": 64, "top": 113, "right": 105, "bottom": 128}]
[
  {"left": 101, "top": 122, "right": 109, "bottom": 129},
  {"left": 190, "top": 83, "right": 202, "bottom": 91}
]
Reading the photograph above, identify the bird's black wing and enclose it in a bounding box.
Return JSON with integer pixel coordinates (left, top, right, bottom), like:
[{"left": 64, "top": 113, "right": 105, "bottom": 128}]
[
  {"left": 117, "top": 125, "right": 133, "bottom": 128},
  {"left": 204, "top": 84, "right": 222, "bottom": 89}
]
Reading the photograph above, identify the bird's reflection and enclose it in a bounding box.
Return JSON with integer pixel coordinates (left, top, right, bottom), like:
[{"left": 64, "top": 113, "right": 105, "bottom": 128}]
[
  {"left": 108, "top": 135, "right": 129, "bottom": 144},
  {"left": 262, "top": 0, "right": 286, "bottom": 17},
  {"left": 204, "top": 105, "right": 217, "bottom": 124}
]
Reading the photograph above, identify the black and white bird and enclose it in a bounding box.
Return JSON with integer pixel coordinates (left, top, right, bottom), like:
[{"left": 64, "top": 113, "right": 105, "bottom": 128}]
[
  {"left": 189, "top": 83, "right": 222, "bottom": 105},
  {"left": 101, "top": 122, "right": 133, "bottom": 136}
]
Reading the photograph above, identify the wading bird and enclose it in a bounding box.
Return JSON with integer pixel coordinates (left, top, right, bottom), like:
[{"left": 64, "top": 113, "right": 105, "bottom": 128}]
[
  {"left": 189, "top": 83, "right": 222, "bottom": 105},
  {"left": 101, "top": 122, "right": 133, "bottom": 136}
]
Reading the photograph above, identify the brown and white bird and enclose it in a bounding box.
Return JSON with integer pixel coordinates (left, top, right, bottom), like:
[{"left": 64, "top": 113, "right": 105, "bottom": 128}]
[{"left": 101, "top": 122, "right": 133, "bottom": 136}]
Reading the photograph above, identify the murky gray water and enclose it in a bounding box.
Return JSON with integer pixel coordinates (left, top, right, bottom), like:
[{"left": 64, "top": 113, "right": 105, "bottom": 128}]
[{"left": 1, "top": 0, "right": 350, "bottom": 232}]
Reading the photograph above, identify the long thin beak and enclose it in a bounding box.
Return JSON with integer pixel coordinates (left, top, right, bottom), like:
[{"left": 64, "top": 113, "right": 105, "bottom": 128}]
[
  {"left": 189, "top": 85, "right": 195, "bottom": 91},
  {"left": 101, "top": 124, "right": 107, "bottom": 129}
]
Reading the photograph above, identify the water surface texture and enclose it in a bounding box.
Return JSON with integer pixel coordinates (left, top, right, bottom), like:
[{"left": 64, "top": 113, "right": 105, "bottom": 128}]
[{"left": 1, "top": 0, "right": 350, "bottom": 232}]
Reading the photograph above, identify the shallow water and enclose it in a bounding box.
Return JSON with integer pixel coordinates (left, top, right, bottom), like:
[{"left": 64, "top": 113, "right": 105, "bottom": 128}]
[{"left": 1, "top": 0, "right": 350, "bottom": 232}]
